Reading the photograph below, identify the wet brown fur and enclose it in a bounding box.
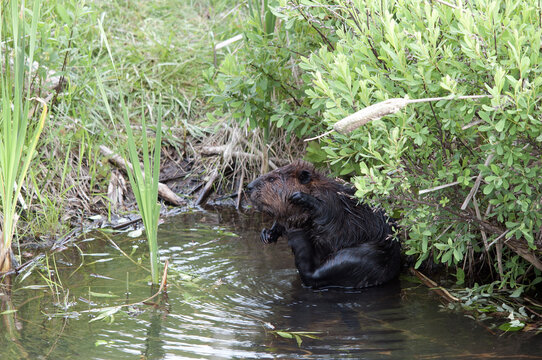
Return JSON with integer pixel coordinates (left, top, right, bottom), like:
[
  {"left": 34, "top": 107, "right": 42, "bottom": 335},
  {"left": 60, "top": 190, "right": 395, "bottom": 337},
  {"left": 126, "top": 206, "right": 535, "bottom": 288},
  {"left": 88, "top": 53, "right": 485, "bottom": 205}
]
[
  {"left": 247, "top": 160, "right": 401, "bottom": 288},
  {"left": 247, "top": 160, "right": 330, "bottom": 228}
]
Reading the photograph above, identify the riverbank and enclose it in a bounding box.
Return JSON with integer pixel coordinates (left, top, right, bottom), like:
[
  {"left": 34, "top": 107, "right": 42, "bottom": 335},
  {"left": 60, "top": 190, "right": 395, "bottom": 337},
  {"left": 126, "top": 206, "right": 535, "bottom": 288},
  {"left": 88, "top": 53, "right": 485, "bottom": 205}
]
[{"left": 2, "top": 0, "right": 541, "bottom": 334}]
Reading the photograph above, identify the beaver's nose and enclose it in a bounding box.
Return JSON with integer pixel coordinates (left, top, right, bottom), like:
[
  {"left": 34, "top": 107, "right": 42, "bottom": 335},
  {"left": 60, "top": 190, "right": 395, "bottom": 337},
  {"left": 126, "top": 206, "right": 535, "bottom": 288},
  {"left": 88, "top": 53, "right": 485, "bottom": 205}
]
[{"left": 246, "top": 179, "right": 258, "bottom": 195}]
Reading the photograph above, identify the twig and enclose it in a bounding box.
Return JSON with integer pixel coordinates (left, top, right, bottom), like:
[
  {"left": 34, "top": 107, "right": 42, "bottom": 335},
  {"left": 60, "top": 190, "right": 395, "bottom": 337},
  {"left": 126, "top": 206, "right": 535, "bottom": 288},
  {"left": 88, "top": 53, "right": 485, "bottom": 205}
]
[
  {"left": 461, "top": 153, "right": 494, "bottom": 210},
  {"left": 106, "top": 237, "right": 149, "bottom": 272},
  {"left": 410, "top": 268, "right": 459, "bottom": 302},
  {"left": 111, "top": 216, "right": 142, "bottom": 230},
  {"left": 236, "top": 167, "right": 245, "bottom": 210},
  {"left": 214, "top": 34, "right": 243, "bottom": 50},
  {"left": 293, "top": 0, "right": 335, "bottom": 52},
  {"left": 430, "top": 0, "right": 460, "bottom": 10},
  {"left": 249, "top": 63, "right": 302, "bottom": 107},
  {"left": 472, "top": 196, "right": 489, "bottom": 251},
  {"left": 505, "top": 237, "right": 542, "bottom": 272},
  {"left": 196, "top": 169, "right": 219, "bottom": 206},
  {"left": 418, "top": 176, "right": 476, "bottom": 195},
  {"left": 496, "top": 237, "right": 504, "bottom": 282},
  {"left": 304, "top": 130, "right": 334, "bottom": 142},
  {"left": 1, "top": 254, "right": 45, "bottom": 277},
  {"left": 200, "top": 145, "right": 281, "bottom": 169},
  {"left": 99, "top": 145, "right": 185, "bottom": 206}
]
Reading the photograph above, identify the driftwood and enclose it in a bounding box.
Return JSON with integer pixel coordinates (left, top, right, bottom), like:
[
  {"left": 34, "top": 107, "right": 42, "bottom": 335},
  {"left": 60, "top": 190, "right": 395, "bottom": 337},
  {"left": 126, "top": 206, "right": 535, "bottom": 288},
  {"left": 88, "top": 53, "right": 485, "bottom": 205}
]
[
  {"left": 195, "top": 169, "right": 219, "bottom": 206},
  {"left": 99, "top": 145, "right": 184, "bottom": 206}
]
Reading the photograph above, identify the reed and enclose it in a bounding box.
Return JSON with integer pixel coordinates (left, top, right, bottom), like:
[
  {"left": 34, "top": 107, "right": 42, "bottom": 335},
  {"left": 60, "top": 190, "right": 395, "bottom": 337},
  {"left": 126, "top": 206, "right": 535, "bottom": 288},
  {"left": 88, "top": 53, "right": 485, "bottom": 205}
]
[
  {"left": 96, "top": 65, "right": 163, "bottom": 286},
  {"left": 0, "top": 0, "right": 46, "bottom": 274},
  {"left": 120, "top": 101, "right": 163, "bottom": 285}
]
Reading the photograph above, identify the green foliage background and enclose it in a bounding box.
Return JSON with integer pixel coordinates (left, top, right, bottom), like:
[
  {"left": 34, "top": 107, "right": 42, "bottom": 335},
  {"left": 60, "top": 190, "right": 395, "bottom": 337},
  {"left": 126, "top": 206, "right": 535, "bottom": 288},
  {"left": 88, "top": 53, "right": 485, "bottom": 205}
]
[{"left": 210, "top": 0, "right": 542, "bottom": 293}]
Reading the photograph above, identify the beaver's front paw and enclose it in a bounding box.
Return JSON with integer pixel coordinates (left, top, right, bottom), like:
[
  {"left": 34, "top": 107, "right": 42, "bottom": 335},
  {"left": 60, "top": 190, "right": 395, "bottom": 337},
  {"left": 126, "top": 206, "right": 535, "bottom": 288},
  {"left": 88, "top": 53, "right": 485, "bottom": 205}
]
[
  {"left": 289, "top": 191, "right": 320, "bottom": 211},
  {"left": 260, "top": 228, "right": 277, "bottom": 244},
  {"left": 260, "top": 221, "right": 285, "bottom": 244}
]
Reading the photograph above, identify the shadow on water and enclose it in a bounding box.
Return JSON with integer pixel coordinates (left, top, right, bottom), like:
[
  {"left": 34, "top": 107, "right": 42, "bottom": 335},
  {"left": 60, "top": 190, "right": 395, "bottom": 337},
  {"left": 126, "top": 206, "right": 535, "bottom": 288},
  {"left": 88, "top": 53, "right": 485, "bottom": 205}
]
[{"left": 1, "top": 208, "right": 542, "bottom": 359}]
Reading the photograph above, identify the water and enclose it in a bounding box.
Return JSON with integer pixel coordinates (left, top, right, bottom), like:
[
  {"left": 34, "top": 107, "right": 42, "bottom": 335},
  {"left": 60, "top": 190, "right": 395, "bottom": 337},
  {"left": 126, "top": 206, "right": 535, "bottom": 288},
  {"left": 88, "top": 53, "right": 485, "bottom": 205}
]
[{"left": 2, "top": 208, "right": 541, "bottom": 359}]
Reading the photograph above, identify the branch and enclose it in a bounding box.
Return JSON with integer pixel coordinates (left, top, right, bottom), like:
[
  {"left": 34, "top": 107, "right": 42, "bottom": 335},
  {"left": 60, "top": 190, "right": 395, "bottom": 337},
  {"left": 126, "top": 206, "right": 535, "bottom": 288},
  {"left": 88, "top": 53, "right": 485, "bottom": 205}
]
[{"left": 99, "top": 145, "right": 185, "bottom": 206}]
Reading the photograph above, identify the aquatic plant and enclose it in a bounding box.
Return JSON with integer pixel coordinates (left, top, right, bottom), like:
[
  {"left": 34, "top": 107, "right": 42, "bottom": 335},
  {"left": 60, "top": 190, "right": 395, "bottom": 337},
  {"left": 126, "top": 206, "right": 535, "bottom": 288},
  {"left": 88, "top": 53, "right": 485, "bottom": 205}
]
[
  {"left": 95, "top": 19, "right": 163, "bottom": 284},
  {"left": 96, "top": 86, "right": 163, "bottom": 285},
  {"left": 0, "top": 0, "right": 46, "bottom": 274},
  {"left": 120, "top": 102, "right": 163, "bottom": 285}
]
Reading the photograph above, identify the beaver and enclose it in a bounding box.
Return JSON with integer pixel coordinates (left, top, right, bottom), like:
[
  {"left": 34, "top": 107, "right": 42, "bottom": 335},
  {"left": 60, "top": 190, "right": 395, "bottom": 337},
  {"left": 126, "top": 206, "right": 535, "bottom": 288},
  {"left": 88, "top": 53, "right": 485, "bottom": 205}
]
[{"left": 246, "top": 160, "right": 401, "bottom": 289}]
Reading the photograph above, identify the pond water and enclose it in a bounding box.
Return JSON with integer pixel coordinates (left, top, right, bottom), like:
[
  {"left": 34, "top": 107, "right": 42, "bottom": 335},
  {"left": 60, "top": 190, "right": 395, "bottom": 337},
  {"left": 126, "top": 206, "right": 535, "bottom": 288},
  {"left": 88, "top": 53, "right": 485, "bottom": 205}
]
[{"left": 2, "top": 208, "right": 542, "bottom": 359}]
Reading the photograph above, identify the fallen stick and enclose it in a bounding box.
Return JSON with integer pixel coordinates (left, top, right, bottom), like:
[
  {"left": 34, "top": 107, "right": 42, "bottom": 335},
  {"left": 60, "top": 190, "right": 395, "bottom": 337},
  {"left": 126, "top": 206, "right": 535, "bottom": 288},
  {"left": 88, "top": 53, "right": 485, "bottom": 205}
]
[
  {"left": 410, "top": 268, "right": 459, "bottom": 302},
  {"left": 196, "top": 169, "right": 219, "bottom": 206},
  {"left": 236, "top": 167, "right": 245, "bottom": 210},
  {"left": 99, "top": 145, "right": 185, "bottom": 206}
]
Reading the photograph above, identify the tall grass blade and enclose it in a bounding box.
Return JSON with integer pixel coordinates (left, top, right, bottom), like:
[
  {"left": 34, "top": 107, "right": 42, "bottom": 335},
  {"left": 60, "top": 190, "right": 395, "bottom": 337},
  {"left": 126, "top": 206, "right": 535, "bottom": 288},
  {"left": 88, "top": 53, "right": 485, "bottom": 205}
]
[
  {"left": 95, "top": 48, "right": 162, "bottom": 285},
  {"left": 0, "top": 0, "right": 45, "bottom": 274}
]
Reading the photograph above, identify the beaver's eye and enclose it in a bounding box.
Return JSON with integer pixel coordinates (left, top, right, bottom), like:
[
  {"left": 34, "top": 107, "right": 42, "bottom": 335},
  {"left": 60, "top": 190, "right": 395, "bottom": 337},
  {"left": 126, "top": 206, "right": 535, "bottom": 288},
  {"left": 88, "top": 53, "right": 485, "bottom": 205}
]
[
  {"left": 268, "top": 177, "right": 276, "bottom": 183},
  {"left": 298, "top": 170, "right": 311, "bottom": 184}
]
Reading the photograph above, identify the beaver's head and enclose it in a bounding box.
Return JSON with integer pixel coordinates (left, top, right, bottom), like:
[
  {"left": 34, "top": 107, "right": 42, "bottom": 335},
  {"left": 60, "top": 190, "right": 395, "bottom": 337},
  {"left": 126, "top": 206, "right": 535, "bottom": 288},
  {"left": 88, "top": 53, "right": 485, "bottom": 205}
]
[{"left": 246, "top": 160, "right": 320, "bottom": 226}]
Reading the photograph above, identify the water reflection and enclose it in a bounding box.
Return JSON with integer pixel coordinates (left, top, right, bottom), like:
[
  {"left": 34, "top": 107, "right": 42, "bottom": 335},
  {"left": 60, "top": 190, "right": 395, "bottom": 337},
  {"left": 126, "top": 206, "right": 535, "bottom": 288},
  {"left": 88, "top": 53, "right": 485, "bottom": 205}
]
[{"left": 1, "top": 208, "right": 541, "bottom": 359}]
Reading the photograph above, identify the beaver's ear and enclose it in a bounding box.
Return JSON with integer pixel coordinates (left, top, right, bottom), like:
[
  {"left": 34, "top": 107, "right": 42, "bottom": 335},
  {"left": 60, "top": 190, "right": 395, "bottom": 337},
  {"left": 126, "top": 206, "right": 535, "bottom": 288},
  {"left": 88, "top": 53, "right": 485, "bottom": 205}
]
[{"left": 298, "top": 169, "right": 312, "bottom": 184}]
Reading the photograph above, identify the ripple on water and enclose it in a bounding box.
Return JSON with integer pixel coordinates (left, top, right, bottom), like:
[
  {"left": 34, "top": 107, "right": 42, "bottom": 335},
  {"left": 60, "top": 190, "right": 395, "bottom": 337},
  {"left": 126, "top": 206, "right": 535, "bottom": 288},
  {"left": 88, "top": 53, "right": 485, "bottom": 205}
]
[{"left": 6, "top": 209, "right": 542, "bottom": 360}]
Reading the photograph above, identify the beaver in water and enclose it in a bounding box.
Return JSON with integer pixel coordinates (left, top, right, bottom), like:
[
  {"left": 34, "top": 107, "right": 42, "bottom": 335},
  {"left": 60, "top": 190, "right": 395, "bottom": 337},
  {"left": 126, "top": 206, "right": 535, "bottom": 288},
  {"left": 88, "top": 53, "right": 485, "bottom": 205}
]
[{"left": 246, "top": 160, "right": 401, "bottom": 289}]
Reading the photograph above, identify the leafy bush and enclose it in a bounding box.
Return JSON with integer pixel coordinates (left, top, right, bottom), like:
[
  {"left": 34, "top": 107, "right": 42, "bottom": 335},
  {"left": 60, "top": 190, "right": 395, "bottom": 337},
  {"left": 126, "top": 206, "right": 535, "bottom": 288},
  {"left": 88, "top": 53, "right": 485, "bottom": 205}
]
[
  {"left": 300, "top": 0, "right": 542, "bottom": 290},
  {"left": 207, "top": 0, "right": 328, "bottom": 142},
  {"left": 212, "top": 0, "right": 542, "bottom": 292}
]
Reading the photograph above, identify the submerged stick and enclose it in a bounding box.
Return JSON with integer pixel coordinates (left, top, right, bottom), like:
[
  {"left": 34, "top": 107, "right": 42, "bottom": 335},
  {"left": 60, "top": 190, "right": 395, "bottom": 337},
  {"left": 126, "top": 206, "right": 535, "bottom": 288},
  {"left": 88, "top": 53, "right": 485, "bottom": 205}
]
[
  {"left": 410, "top": 268, "right": 459, "bottom": 302},
  {"left": 81, "top": 259, "right": 169, "bottom": 316},
  {"left": 99, "top": 145, "right": 184, "bottom": 206}
]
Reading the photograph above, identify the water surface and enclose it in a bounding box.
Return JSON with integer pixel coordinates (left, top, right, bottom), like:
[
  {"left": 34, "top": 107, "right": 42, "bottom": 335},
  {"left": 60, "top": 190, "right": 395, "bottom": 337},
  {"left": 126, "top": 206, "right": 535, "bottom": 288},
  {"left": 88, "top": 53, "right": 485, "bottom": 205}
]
[{"left": 2, "top": 209, "right": 541, "bottom": 359}]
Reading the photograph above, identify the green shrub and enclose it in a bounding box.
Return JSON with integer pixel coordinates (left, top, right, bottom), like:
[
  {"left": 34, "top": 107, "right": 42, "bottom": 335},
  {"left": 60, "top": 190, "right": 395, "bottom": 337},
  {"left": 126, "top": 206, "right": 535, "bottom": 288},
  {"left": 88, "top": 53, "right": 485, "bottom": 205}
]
[
  {"left": 212, "top": 0, "right": 542, "bottom": 291},
  {"left": 207, "top": 0, "right": 328, "bottom": 142}
]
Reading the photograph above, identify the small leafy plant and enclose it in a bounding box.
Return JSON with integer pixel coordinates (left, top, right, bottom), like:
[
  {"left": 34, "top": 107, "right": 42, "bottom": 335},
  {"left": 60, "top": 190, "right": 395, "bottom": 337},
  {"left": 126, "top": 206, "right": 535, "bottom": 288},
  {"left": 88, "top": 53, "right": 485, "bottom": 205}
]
[{"left": 270, "top": 329, "right": 321, "bottom": 347}]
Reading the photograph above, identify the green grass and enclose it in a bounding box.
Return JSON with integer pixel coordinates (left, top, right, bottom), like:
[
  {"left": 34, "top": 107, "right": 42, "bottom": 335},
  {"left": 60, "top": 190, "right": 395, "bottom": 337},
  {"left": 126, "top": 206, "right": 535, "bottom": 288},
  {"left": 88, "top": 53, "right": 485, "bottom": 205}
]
[
  {"left": 0, "top": 0, "right": 45, "bottom": 273},
  {"left": 8, "top": 0, "right": 243, "bottom": 244}
]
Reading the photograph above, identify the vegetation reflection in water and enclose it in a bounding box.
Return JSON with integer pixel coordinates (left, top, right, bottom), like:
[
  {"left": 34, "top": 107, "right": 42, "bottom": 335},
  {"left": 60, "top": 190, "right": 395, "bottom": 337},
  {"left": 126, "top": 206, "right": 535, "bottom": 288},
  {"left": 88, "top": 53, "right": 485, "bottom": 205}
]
[{"left": 2, "top": 209, "right": 542, "bottom": 359}]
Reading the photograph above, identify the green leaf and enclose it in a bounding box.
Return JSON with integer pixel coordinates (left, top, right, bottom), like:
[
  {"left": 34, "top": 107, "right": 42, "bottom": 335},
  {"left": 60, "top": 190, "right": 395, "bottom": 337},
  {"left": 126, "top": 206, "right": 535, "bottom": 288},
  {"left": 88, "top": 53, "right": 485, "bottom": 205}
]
[
  {"left": 495, "top": 118, "right": 506, "bottom": 132},
  {"left": 89, "top": 291, "right": 119, "bottom": 298},
  {"left": 498, "top": 321, "right": 524, "bottom": 332},
  {"left": 455, "top": 268, "right": 465, "bottom": 285},
  {"left": 294, "top": 334, "right": 303, "bottom": 347},
  {"left": 55, "top": 3, "right": 71, "bottom": 24},
  {"left": 0, "top": 309, "right": 17, "bottom": 315},
  {"left": 510, "top": 287, "right": 523, "bottom": 298},
  {"left": 275, "top": 331, "right": 293, "bottom": 339}
]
